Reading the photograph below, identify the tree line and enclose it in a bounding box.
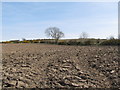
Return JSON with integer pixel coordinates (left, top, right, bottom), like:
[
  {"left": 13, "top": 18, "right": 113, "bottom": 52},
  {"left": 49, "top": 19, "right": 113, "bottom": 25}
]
[{"left": 2, "top": 27, "right": 120, "bottom": 46}]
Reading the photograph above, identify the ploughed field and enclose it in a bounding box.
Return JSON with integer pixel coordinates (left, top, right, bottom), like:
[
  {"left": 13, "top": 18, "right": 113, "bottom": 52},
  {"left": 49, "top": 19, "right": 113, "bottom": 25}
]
[{"left": 2, "top": 44, "right": 119, "bottom": 88}]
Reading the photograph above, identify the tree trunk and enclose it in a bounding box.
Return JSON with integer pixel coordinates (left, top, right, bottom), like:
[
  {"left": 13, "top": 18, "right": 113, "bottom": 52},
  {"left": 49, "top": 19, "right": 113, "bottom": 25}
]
[{"left": 55, "top": 38, "right": 59, "bottom": 44}]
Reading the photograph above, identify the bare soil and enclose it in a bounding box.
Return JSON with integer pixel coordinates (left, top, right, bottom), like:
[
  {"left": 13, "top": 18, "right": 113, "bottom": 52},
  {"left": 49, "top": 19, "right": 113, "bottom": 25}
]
[{"left": 2, "top": 43, "right": 119, "bottom": 88}]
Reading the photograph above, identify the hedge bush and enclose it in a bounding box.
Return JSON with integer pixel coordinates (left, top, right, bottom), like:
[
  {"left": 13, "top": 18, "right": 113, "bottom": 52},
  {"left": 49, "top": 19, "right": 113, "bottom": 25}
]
[
  {"left": 100, "top": 39, "right": 120, "bottom": 45},
  {"left": 2, "top": 39, "right": 120, "bottom": 46},
  {"left": 83, "top": 40, "right": 92, "bottom": 45}
]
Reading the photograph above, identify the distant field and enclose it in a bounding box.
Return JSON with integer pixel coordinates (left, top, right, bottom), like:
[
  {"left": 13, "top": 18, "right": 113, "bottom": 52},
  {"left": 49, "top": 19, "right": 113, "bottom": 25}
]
[{"left": 2, "top": 43, "right": 119, "bottom": 88}]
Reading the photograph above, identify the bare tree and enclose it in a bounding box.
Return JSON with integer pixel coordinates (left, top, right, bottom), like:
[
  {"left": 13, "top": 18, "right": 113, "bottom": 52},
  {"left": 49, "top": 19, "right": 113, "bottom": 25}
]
[
  {"left": 79, "top": 32, "right": 88, "bottom": 39},
  {"left": 45, "top": 27, "right": 64, "bottom": 43},
  {"left": 108, "top": 35, "right": 115, "bottom": 40},
  {"left": 22, "top": 38, "right": 26, "bottom": 41}
]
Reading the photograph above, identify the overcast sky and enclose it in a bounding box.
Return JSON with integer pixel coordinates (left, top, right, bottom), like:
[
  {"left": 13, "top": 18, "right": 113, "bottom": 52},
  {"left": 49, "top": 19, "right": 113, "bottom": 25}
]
[{"left": 2, "top": 2, "right": 118, "bottom": 41}]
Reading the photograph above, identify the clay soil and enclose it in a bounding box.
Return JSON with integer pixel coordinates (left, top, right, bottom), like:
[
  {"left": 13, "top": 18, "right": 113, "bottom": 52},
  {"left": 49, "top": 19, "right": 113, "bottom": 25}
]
[{"left": 2, "top": 43, "right": 119, "bottom": 89}]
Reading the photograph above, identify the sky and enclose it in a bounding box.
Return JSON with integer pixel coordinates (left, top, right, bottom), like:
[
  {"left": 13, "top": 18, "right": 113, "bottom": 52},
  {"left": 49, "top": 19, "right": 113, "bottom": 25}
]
[
  {"left": 1, "top": 0, "right": 120, "bottom": 2},
  {"left": 2, "top": 2, "right": 118, "bottom": 41}
]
